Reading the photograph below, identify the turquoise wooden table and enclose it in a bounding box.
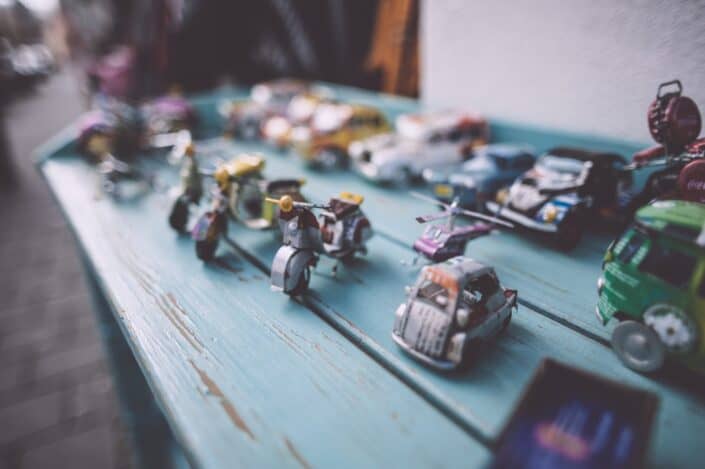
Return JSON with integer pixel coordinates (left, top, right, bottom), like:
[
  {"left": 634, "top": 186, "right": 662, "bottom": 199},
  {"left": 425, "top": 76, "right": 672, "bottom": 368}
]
[{"left": 37, "top": 84, "right": 705, "bottom": 468}]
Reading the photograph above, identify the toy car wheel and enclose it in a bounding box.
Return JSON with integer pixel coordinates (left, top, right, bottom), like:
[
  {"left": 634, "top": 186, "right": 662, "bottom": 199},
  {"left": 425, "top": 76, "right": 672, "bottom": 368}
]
[
  {"left": 195, "top": 239, "right": 219, "bottom": 262},
  {"left": 392, "top": 167, "right": 412, "bottom": 186},
  {"left": 554, "top": 211, "right": 582, "bottom": 250},
  {"left": 168, "top": 196, "right": 190, "bottom": 232},
  {"left": 317, "top": 148, "right": 346, "bottom": 170},
  {"left": 288, "top": 266, "right": 311, "bottom": 296},
  {"left": 611, "top": 320, "right": 665, "bottom": 373}
]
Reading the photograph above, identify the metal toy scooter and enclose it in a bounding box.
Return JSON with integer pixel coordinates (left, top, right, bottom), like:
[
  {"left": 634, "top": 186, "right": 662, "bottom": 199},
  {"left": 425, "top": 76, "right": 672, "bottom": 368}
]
[{"left": 267, "top": 192, "right": 373, "bottom": 295}]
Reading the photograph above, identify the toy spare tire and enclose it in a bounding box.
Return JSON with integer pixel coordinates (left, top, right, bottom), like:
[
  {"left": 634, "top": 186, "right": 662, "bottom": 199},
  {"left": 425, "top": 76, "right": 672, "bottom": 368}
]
[{"left": 611, "top": 320, "right": 665, "bottom": 373}]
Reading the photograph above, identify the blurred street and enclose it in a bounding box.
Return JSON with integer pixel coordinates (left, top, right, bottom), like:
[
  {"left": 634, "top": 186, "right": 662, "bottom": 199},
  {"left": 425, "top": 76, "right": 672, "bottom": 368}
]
[{"left": 0, "top": 69, "right": 132, "bottom": 469}]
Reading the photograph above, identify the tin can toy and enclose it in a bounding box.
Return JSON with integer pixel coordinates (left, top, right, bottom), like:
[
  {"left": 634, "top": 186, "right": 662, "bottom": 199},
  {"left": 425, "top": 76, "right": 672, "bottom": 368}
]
[
  {"left": 349, "top": 110, "right": 488, "bottom": 184},
  {"left": 186, "top": 154, "right": 307, "bottom": 260},
  {"left": 624, "top": 80, "right": 704, "bottom": 213},
  {"left": 392, "top": 256, "right": 518, "bottom": 371},
  {"left": 486, "top": 147, "right": 631, "bottom": 250},
  {"left": 422, "top": 144, "right": 535, "bottom": 210},
  {"left": 267, "top": 192, "right": 373, "bottom": 295},
  {"left": 291, "top": 102, "right": 390, "bottom": 169},
  {"left": 219, "top": 79, "right": 331, "bottom": 140},
  {"left": 597, "top": 200, "right": 705, "bottom": 374},
  {"left": 409, "top": 191, "right": 513, "bottom": 264}
]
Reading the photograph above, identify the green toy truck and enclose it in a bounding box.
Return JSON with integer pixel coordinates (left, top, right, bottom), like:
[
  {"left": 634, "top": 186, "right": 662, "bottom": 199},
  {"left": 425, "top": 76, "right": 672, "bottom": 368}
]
[{"left": 597, "top": 200, "right": 705, "bottom": 373}]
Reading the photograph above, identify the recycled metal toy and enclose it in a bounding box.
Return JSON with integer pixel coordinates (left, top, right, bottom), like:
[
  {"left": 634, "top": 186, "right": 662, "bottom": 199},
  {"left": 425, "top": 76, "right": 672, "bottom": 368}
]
[
  {"left": 187, "top": 154, "right": 307, "bottom": 260},
  {"left": 409, "top": 192, "right": 513, "bottom": 264},
  {"left": 267, "top": 192, "right": 373, "bottom": 295},
  {"left": 625, "top": 80, "right": 704, "bottom": 212},
  {"left": 392, "top": 256, "right": 518, "bottom": 370},
  {"left": 597, "top": 200, "right": 705, "bottom": 374}
]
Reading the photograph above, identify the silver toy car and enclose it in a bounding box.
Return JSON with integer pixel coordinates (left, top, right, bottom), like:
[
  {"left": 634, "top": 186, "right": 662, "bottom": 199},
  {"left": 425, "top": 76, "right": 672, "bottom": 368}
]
[
  {"left": 349, "top": 110, "right": 488, "bottom": 184},
  {"left": 392, "top": 256, "right": 517, "bottom": 370}
]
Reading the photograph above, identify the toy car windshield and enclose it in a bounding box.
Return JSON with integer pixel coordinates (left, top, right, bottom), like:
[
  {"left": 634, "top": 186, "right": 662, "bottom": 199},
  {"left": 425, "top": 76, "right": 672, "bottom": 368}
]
[{"left": 535, "top": 154, "right": 586, "bottom": 175}]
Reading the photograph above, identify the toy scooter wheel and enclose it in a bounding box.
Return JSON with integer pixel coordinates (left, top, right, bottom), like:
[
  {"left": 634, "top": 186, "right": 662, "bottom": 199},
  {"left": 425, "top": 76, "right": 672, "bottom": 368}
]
[
  {"left": 611, "top": 320, "right": 665, "bottom": 373},
  {"left": 554, "top": 212, "right": 582, "bottom": 250},
  {"left": 195, "top": 239, "right": 218, "bottom": 262},
  {"left": 288, "top": 267, "right": 311, "bottom": 296},
  {"left": 169, "top": 196, "right": 190, "bottom": 232}
]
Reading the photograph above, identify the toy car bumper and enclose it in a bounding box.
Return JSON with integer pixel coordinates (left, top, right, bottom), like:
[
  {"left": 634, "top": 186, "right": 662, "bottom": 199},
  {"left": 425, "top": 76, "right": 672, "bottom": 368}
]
[
  {"left": 352, "top": 161, "right": 391, "bottom": 182},
  {"left": 486, "top": 201, "right": 559, "bottom": 233},
  {"left": 391, "top": 332, "right": 459, "bottom": 371}
]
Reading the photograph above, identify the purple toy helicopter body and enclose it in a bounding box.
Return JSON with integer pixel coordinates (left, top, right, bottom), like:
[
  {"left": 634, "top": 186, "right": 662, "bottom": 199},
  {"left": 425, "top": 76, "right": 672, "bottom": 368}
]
[{"left": 411, "top": 192, "right": 512, "bottom": 263}]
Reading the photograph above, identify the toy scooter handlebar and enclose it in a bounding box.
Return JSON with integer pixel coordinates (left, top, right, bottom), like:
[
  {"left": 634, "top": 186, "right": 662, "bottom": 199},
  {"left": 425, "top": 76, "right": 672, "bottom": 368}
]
[{"left": 265, "top": 195, "right": 330, "bottom": 212}]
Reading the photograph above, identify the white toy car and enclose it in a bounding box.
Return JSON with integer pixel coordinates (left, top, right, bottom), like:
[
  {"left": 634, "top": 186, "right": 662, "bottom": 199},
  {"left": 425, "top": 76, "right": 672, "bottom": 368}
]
[{"left": 349, "top": 110, "right": 489, "bottom": 184}]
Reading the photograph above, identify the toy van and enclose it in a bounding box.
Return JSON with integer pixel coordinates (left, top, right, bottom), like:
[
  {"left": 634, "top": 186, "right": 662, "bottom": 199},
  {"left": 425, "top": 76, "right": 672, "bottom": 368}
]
[{"left": 597, "top": 200, "right": 705, "bottom": 373}]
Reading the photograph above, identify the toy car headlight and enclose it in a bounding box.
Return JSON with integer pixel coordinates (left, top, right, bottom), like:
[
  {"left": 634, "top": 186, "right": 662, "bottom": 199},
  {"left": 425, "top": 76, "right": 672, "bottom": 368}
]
[
  {"left": 542, "top": 204, "right": 559, "bottom": 222},
  {"left": 495, "top": 188, "right": 509, "bottom": 204},
  {"left": 456, "top": 308, "right": 470, "bottom": 328},
  {"left": 349, "top": 141, "right": 364, "bottom": 158},
  {"left": 446, "top": 333, "right": 467, "bottom": 365}
]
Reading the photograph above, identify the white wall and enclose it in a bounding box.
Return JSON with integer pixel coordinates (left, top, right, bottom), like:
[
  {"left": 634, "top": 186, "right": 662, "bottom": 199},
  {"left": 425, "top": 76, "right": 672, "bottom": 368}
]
[{"left": 421, "top": 0, "right": 705, "bottom": 143}]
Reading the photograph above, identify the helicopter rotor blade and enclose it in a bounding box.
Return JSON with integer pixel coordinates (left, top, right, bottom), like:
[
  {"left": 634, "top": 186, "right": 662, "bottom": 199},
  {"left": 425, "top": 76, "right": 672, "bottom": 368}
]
[
  {"left": 409, "top": 191, "right": 452, "bottom": 210},
  {"left": 415, "top": 212, "right": 451, "bottom": 224},
  {"left": 457, "top": 208, "right": 514, "bottom": 228}
]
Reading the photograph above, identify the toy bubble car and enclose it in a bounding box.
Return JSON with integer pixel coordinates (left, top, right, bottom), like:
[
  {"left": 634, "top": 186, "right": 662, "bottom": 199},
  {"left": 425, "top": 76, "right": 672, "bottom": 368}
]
[
  {"left": 423, "top": 144, "right": 536, "bottom": 209},
  {"left": 597, "top": 200, "right": 705, "bottom": 374},
  {"left": 486, "top": 147, "right": 631, "bottom": 249},
  {"left": 349, "top": 110, "right": 489, "bottom": 184},
  {"left": 291, "top": 102, "right": 390, "bottom": 169},
  {"left": 392, "top": 256, "right": 517, "bottom": 370}
]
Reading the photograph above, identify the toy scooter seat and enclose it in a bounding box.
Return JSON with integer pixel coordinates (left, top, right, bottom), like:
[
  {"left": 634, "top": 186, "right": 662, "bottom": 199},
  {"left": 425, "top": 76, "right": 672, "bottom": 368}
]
[{"left": 328, "top": 198, "right": 359, "bottom": 219}]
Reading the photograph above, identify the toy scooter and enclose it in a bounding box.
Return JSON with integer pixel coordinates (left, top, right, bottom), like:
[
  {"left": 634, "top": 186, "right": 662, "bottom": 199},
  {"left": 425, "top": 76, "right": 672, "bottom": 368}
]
[{"left": 267, "top": 192, "right": 373, "bottom": 295}]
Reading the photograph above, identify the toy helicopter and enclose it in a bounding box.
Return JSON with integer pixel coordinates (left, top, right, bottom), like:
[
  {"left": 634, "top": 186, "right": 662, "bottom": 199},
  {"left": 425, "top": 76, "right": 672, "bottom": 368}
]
[
  {"left": 266, "top": 192, "right": 373, "bottom": 295},
  {"left": 408, "top": 191, "right": 513, "bottom": 264}
]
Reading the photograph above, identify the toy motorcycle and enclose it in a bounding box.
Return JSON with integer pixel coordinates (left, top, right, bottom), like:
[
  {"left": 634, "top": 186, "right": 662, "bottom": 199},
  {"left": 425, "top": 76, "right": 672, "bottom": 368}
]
[
  {"left": 268, "top": 192, "right": 373, "bottom": 295},
  {"left": 623, "top": 80, "right": 704, "bottom": 213},
  {"left": 187, "top": 155, "right": 307, "bottom": 261},
  {"left": 168, "top": 143, "right": 203, "bottom": 231}
]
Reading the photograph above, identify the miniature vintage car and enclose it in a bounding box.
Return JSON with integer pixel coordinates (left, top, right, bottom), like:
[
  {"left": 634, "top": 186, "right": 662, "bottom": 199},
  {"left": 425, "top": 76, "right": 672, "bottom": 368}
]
[
  {"left": 349, "top": 110, "right": 489, "bottom": 184},
  {"left": 423, "top": 144, "right": 536, "bottom": 209},
  {"left": 291, "top": 102, "right": 391, "bottom": 169},
  {"left": 392, "top": 256, "right": 517, "bottom": 370},
  {"left": 486, "top": 147, "right": 631, "bottom": 249},
  {"left": 219, "top": 79, "right": 331, "bottom": 140},
  {"left": 261, "top": 93, "right": 332, "bottom": 148},
  {"left": 597, "top": 200, "right": 705, "bottom": 374}
]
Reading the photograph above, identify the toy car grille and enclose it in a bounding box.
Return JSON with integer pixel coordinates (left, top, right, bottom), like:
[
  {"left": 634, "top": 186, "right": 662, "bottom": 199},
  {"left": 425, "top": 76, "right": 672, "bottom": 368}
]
[{"left": 401, "top": 302, "right": 452, "bottom": 358}]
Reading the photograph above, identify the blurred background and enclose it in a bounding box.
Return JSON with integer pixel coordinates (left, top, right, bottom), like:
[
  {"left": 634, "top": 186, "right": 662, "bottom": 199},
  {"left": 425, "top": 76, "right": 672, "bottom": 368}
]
[{"left": 0, "top": 0, "right": 702, "bottom": 468}]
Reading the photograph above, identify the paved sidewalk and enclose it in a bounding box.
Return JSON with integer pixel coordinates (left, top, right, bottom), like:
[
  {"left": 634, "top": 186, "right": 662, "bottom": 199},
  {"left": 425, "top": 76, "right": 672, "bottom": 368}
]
[{"left": 0, "top": 70, "right": 133, "bottom": 469}]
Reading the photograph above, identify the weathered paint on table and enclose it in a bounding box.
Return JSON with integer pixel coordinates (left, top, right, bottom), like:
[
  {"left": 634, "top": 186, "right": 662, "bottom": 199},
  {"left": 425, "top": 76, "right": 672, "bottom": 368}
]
[{"left": 38, "top": 85, "right": 705, "bottom": 468}]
